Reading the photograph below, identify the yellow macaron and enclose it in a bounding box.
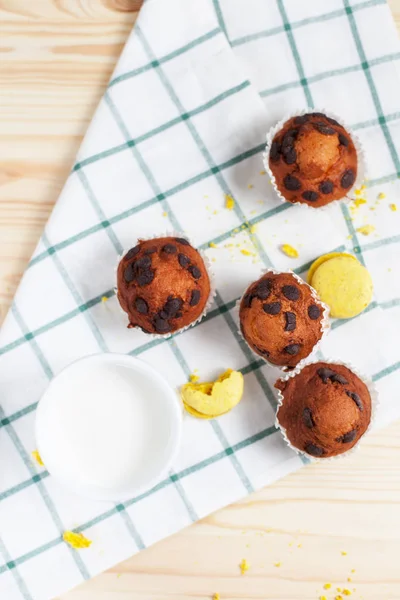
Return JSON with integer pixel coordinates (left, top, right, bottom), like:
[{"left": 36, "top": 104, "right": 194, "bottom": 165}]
[
  {"left": 181, "top": 369, "right": 244, "bottom": 419},
  {"left": 308, "top": 253, "right": 373, "bottom": 319}
]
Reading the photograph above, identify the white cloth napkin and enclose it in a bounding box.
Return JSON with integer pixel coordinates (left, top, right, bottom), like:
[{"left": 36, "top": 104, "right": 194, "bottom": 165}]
[{"left": 1, "top": 1, "right": 400, "bottom": 598}]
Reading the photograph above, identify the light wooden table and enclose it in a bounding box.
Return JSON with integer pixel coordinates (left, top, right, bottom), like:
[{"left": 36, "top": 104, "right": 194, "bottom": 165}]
[{"left": 1, "top": 2, "right": 400, "bottom": 599}]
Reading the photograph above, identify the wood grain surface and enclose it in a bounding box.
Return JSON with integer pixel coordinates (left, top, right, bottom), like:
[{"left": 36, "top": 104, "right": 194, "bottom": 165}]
[{"left": 1, "top": 2, "right": 400, "bottom": 599}]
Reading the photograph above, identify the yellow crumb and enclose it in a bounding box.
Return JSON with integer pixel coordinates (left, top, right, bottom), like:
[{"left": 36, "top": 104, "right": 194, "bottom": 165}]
[
  {"left": 343, "top": 590, "right": 352, "bottom": 596},
  {"left": 297, "top": 543, "right": 302, "bottom": 548},
  {"left": 63, "top": 531, "right": 92, "bottom": 549},
  {"left": 257, "top": 199, "right": 264, "bottom": 205},
  {"left": 341, "top": 551, "right": 348, "bottom": 556},
  {"left": 378, "top": 192, "right": 386, "bottom": 199},
  {"left": 351, "top": 569, "right": 356, "bottom": 573},
  {"left": 274, "top": 562, "right": 281, "bottom": 568},
  {"left": 337, "top": 588, "right": 343, "bottom": 593},
  {"left": 240, "top": 249, "right": 254, "bottom": 257},
  {"left": 249, "top": 224, "right": 258, "bottom": 234},
  {"left": 347, "top": 234, "right": 353, "bottom": 240},
  {"left": 248, "top": 184, "right": 254, "bottom": 189},
  {"left": 260, "top": 170, "right": 266, "bottom": 175},
  {"left": 213, "top": 210, "right": 218, "bottom": 215},
  {"left": 209, "top": 242, "right": 217, "bottom": 248},
  {"left": 324, "top": 584, "right": 332, "bottom": 590},
  {"left": 390, "top": 203, "right": 397, "bottom": 211},
  {"left": 31, "top": 450, "right": 44, "bottom": 467},
  {"left": 361, "top": 184, "right": 366, "bottom": 190},
  {"left": 246, "top": 543, "right": 250, "bottom": 548},
  {"left": 352, "top": 197, "right": 367, "bottom": 208},
  {"left": 240, "top": 559, "right": 249, "bottom": 575},
  {"left": 211, "top": 257, "right": 216, "bottom": 262},
  {"left": 280, "top": 243, "right": 299, "bottom": 258},
  {"left": 101, "top": 296, "right": 109, "bottom": 303},
  {"left": 162, "top": 211, "right": 168, "bottom": 217},
  {"left": 347, "top": 577, "right": 352, "bottom": 582},
  {"left": 233, "top": 228, "right": 239, "bottom": 234},
  {"left": 320, "top": 596, "right": 327, "bottom": 600},
  {"left": 116, "top": 573, "right": 122, "bottom": 578},
  {"left": 213, "top": 594, "right": 220, "bottom": 600},
  {"left": 189, "top": 374, "right": 200, "bottom": 383},
  {"left": 225, "top": 195, "right": 235, "bottom": 210},
  {"left": 356, "top": 225, "right": 375, "bottom": 236},
  {"left": 335, "top": 596, "right": 343, "bottom": 600},
  {"left": 354, "top": 189, "right": 362, "bottom": 196}
]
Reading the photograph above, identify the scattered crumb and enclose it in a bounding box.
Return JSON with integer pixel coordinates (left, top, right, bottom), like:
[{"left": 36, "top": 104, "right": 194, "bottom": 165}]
[
  {"left": 347, "top": 234, "right": 353, "bottom": 240},
  {"left": 361, "top": 184, "right": 366, "bottom": 190},
  {"left": 233, "top": 228, "right": 239, "bottom": 234},
  {"left": 248, "top": 184, "right": 254, "bottom": 189},
  {"left": 341, "top": 551, "right": 348, "bottom": 556},
  {"left": 213, "top": 210, "right": 218, "bottom": 215},
  {"left": 324, "top": 584, "right": 332, "bottom": 590},
  {"left": 204, "top": 195, "right": 209, "bottom": 199},
  {"left": 63, "top": 531, "right": 92, "bottom": 549},
  {"left": 249, "top": 224, "right": 258, "bottom": 234},
  {"left": 162, "top": 211, "right": 168, "bottom": 217},
  {"left": 213, "top": 594, "right": 220, "bottom": 600},
  {"left": 189, "top": 374, "right": 200, "bottom": 383},
  {"left": 211, "top": 257, "right": 216, "bottom": 262},
  {"left": 209, "top": 242, "right": 217, "bottom": 248},
  {"left": 101, "top": 296, "right": 109, "bottom": 303},
  {"left": 260, "top": 170, "right": 266, "bottom": 175},
  {"left": 335, "top": 596, "right": 343, "bottom": 600},
  {"left": 343, "top": 590, "right": 352, "bottom": 596},
  {"left": 351, "top": 569, "right": 356, "bottom": 573},
  {"left": 320, "top": 596, "right": 327, "bottom": 600},
  {"left": 240, "top": 249, "right": 254, "bottom": 257},
  {"left": 225, "top": 195, "right": 235, "bottom": 210},
  {"left": 352, "top": 197, "right": 367, "bottom": 208},
  {"left": 390, "top": 203, "right": 397, "bottom": 211},
  {"left": 356, "top": 225, "right": 375, "bottom": 236},
  {"left": 378, "top": 192, "right": 386, "bottom": 199},
  {"left": 337, "top": 588, "right": 343, "bottom": 593},
  {"left": 250, "top": 209, "right": 257, "bottom": 215},
  {"left": 239, "top": 559, "right": 249, "bottom": 575},
  {"left": 347, "top": 577, "right": 352, "bottom": 582},
  {"left": 257, "top": 200, "right": 264, "bottom": 205},
  {"left": 274, "top": 562, "right": 281, "bottom": 568},
  {"left": 31, "top": 450, "right": 44, "bottom": 467},
  {"left": 280, "top": 243, "right": 299, "bottom": 258},
  {"left": 116, "top": 573, "right": 122, "bottom": 578},
  {"left": 354, "top": 188, "right": 362, "bottom": 196},
  {"left": 297, "top": 543, "right": 302, "bottom": 548},
  {"left": 246, "top": 543, "right": 250, "bottom": 548}
]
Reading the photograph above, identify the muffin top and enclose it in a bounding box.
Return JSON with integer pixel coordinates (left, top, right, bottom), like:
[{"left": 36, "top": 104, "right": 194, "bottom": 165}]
[
  {"left": 276, "top": 362, "right": 372, "bottom": 458},
  {"left": 269, "top": 112, "right": 358, "bottom": 208},
  {"left": 239, "top": 272, "right": 325, "bottom": 369},
  {"left": 117, "top": 237, "right": 210, "bottom": 335}
]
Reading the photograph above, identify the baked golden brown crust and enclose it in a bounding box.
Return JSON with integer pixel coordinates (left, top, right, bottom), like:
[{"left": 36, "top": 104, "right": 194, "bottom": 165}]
[
  {"left": 117, "top": 237, "right": 211, "bottom": 334},
  {"left": 276, "top": 362, "right": 372, "bottom": 458},
  {"left": 239, "top": 272, "right": 324, "bottom": 368},
  {"left": 269, "top": 112, "right": 358, "bottom": 208}
]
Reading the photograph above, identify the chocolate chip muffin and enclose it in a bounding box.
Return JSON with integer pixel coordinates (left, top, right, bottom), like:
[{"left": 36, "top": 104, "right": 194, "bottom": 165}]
[
  {"left": 117, "top": 237, "right": 211, "bottom": 335},
  {"left": 239, "top": 272, "right": 326, "bottom": 369},
  {"left": 268, "top": 112, "right": 358, "bottom": 208},
  {"left": 276, "top": 362, "right": 372, "bottom": 458}
]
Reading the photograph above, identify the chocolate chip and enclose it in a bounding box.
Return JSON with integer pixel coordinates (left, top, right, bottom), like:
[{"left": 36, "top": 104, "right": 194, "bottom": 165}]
[
  {"left": 282, "top": 285, "right": 300, "bottom": 301},
  {"left": 302, "top": 190, "right": 319, "bottom": 202},
  {"left": 190, "top": 289, "right": 201, "bottom": 306},
  {"left": 125, "top": 245, "right": 140, "bottom": 260},
  {"left": 176, "top": 312, "right": 183, "bottom": 318},
  {"left": 135, "top": 256, "right": 152, "bottom": 269},
  {"left": 254, "top": 346, "right": 270, "bottom": 357},
  {"left": 339, "top": 133, "right": 349, "bottom": 147},
  {"left": 311, "top": 112, "right": 326, "bottom": 119},
  {"left": 302, "top": 407, "right": 315, "bottom": 429},
  {"left": 313, "top": 122, "right": 336, "bottom": 135},
  {"left": 144, "top": 247, "right": 157, "bottom": 255},
  {"left": 255, "top": 279, "right": 272, "bottom": 300},
  {"left": 153, "top": 317, "right": 172, "bottom": 334},
  {"left": 124, "top": 264, "right": 135, "bottom": 283},
  {"left": 189, "top": 265, "right": 201, "bottom": 279},
  {"left": 175, "top": 237, "right": 190, "bottom": 245},
  {"left": 326, "top": 116, "right": 340, "bottom": 126},
  {"left": 284, "top": 344, "right": 300, "bottom": 355},
  {"left": 308, "top": 304, "right": 321, "bottom": 320},
  {"left": 294, "top": 115, "right": 310, "bottom": 125},
  {"left": 319, "top": 180, "right": 334, "bottom": 194},
  {"left": 178, "top": 253, "right": 190, "bottom": 268},
  {"left": 162, "top": 244, "right": 177, "bottom": 254},
  {"left": 341, "top": 168, "right": 355, "bottom": 189},
  {"left": 337, "top": 429, "right": 358, "bottom": 444},
  {"left": 284, "top": 174, "right": 301, "bottom": 191},
  {"left": 282, "top": 147, "right": 297, "bottom": 165},
  {"left": 243, "top": 293, "right": 254, "bottom": 308},
  {"left": 346, "top": 390, "right": 363, "bottom": 411},
  {"left": 162, "top": 297, "right": 183, "bottom": 318},
  {"left": 134, "top": 297, "right": 148, "bottom": 314},
  {"left": 330, "top": 373, "right": 348, "bottom": 385},
  {"left": 304, "top": 443, "right": 325, "bottom": 457},
  {"left": 282, "top": 129, "right": 298, "bottom": 148},
  {"left": 317, "top": 367, "right": 336, "bottom": 383},
  {"left": 137, "top": 270, "right": 154, "bottom": 286},
  {"left": 270, "top": 140, "right": 281, "bottom": 162},
  {"left": 263, "top": 302, "right": 281, "bottom": 315},
  {"left": 285, "top": 312, "right": 296, "bottom": 331}
]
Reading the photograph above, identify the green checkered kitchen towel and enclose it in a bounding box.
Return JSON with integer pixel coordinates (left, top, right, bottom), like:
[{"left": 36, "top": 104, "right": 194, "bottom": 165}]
[{"left": 1, "top": 0, "right": 400, "bottom": 598}]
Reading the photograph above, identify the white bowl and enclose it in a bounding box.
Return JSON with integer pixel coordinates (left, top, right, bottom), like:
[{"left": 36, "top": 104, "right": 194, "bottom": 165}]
[{"left": 36, "top": 353, "right": 182, "bottom": 502}]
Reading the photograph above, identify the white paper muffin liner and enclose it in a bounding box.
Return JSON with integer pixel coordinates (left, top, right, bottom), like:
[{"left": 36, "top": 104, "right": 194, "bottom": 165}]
[
  {"left": 114, "top": 231, "right": 216, "bottom": 340},
  {"left": 234, "top": 269, "right": 330, "bottom": 372},
  {"left": 275, "top": 358, "right": 379, "bottom": 462},
  {"left": 263, "top": 108, "right": 367, "bottom": 210}
]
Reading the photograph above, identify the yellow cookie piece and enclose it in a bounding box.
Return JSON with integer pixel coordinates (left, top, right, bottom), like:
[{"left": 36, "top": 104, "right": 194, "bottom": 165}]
[
  {"left": 307, "top": 252, "right": 357, "bottom": 285},
  {"left": 310, "top": 256, "right": 373, "bottom": 319},
  {"left": 181, "top": 369, "right": 244, "bottom": 418}
]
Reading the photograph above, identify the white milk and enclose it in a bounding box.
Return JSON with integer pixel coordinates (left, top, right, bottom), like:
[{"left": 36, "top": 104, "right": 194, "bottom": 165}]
[{"left": 36, "top": 355, "right": 181, "bottom": 497}]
